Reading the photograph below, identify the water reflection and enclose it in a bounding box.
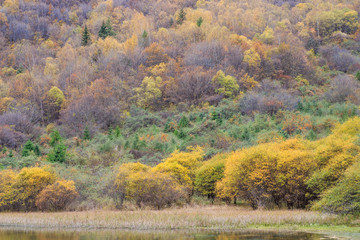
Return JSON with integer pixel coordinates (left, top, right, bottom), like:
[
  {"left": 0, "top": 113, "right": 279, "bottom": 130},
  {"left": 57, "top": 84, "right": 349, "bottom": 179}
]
[{"left": 0, "top": 229, "right": 352, "bottom": 240}]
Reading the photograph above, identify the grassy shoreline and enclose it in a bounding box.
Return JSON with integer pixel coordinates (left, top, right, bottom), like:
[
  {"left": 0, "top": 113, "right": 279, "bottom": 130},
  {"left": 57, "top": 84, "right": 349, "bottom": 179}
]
[{"left": 0, "top": 206, "right": 359, "bottom": 233}]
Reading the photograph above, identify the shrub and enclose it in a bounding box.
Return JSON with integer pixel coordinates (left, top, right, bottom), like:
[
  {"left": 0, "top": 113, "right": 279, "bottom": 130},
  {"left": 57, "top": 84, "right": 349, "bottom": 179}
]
[
  {"left": 114, "top": 162, "right": 151, "bottom": 209},
  {"left": 217, "top": 139, "right": 316, "bottom": 209},
  {"left": 126, "top": 171, "right": 186, "bottom": 209},
  {"left": 195, "top": 154, "right": 227, "bottom": 202},
  {"left": 10, "top": 167, "right": 56, "bottom": 211},
  {"left": 312, "top": 161, "right": 360, "bottom": 215},
  {"left": 320, "top": 45, "right": 360, "bottom": 73},
  {"left": 240, "top": 80, "right": 298, "bottom": 115},
  {"left": 325, "top": 75, "right": 360, "bottom": 104},
  {"left": 178, "top": 116, "right": 190, "bottom": 128},
  {"left": 0, "top": 169, "right": 16, "bottom": 211},
  {"left": 306, "top": 117, "right": 360, "bottom": 197},
  {"left": 36, "top": 180, "right": 79, "bottom": 211}
]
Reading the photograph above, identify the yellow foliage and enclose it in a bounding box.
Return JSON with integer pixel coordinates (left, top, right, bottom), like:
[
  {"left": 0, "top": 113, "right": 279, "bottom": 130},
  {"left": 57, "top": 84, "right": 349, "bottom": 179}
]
[
  {"left": 0, "top": 97, "right": 14, "bottom": 114},
  {"left": 114, "top": 162, "right": 150, "bottom": 208},
  {"left": 133, "top": 76, "right": 162, "bottom": 109},
  {"left": 126, "top": 170, "right": 186, "bottom": 209},
  {"left": 3, "top": 0, "right": 19, "bottom": 13},
  {"left": 44, "top": 57, "right": 59, "bottom": 81},
  {"left": 121, "top": 34, "right": 138, "bottom": 54},
  {"left": 243, "top": 47, "right": 261, "bottom": 68},
  {"left": 97, "top": 37, "right": 122, "bottom": 55},
  {"left": 36, "top": 180, "right": 78, "bottom": 211},
  {"left": 240, "top": 73, "right": 259, "bottom": 91},
  {"left": 0, "top": 169, "right": 16, "bottom": 210},
  {"left": 217, "top": 139, "right": 315, "bottom": 209},
  {"left": 6, "top": 167, "right": 56, "bottom": 211},
  {"left": 153, "top": 146, "right": 204, "bottom": 194}
]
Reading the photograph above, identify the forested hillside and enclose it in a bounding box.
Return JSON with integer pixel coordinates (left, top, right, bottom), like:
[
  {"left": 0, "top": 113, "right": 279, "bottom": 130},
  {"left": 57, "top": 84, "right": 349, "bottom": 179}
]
[{"left": 0, "top": 0, "right": 360, "bottom": 213}]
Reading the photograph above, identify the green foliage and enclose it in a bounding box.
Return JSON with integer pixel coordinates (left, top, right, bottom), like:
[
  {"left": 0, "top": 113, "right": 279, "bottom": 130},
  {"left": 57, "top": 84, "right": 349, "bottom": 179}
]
[
  {"left": 21, "top": 140, "right": 35, "bottom": 157},
  {"left": 196, "top": 17, "right": 203, "bottom": 27},
  {"left": 356, "top": 71, "right": 360, "bottom": 81},
  {"left": 176, "top": 8, "right": 186, "bottom": 25},
  {"left": 179, "top": 116, "right": 189, "bottom": 128},
  {"left": 195, "top": 154, "right": 227, "bottom": 201},
  {"left": 312, "top": 161, "right": 360, "bottom": 215},
  {"left": 98, "top": 18, "right": 115, "bottom": 39},
  {"left": 47, "top": 142, "right": 67, "bottom": 163},
  {"left": 212, "top": 70, "right": 239, "bottom": 98},
  {"left": 83, "top": 126, "right": 91, "bottom": 140},
  {"left": 115, "top": 126, "right": 121, "bottom": 138},
  {"left": 50, "top": 130, "right": 62, "bottom": 147},
  {"left": 34, "top": 145, "right": 41, "bottom": 157},
  {"left": 81, "top": 25, "right": 91, "bottom": 46}
]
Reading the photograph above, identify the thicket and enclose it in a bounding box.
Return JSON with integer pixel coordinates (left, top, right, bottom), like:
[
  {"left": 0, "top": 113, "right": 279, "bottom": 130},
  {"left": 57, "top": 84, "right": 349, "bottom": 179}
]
[{"left": 0, "top": 0, "right": 360, "bottom": 214}]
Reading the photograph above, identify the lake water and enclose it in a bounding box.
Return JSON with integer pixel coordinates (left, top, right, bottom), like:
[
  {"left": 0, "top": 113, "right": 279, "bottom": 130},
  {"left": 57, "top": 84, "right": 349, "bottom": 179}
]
[{"left": 0, "top": 229, "right": 358, "bottom": 240}]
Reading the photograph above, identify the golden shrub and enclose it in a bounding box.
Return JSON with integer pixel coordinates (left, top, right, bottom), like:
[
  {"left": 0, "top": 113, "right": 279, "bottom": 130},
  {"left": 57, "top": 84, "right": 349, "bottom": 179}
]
[{"left": 36, "top": 180, "right": 78, "bottom": 211}]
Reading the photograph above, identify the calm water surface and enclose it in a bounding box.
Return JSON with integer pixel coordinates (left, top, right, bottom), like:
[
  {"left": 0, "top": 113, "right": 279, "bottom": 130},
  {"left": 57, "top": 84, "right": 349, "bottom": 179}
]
[{"left": 0, "top": 229, "right": 358, "bottom": 240}]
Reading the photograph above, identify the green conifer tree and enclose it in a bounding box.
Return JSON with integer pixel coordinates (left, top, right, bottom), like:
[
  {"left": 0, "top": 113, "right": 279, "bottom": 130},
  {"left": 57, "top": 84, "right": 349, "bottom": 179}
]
[
  {"left": 99, "top": 18, "right": 116, "bottom": 39},
  {"left": 179, "top": 116, "right": 189, "bottom": 128},
  {"left": 115, "top": 126, "right": 121, "bottom": 138},
  {"left": 81, "top": 25, "right": 91, "bottom": 46},
  {"left": 22, "top": 140, "right": 35, "bottom": 157},
  {"left": 8, "top": 150, "right": 13, "bottom": 158},
  {"left": 98, "top": 21, "right": 107, "bottom": 39},
  {"left": 50, "top": 130, "right": 62, "bottom": 147},
  {"left": 47, "top": 142, "right": 67, "bottom": 163},
  {"left": 83, "top": 126, "right": 91, "bottom": 140},
  {"left": 177, "top": 8, "right": 186, "bottom": 25},
  {"left": 196, "top": 17, "right": 203, "bottom": 27},
  {"left": 34, "top": 145, "right": 41, "bottom": 157}
]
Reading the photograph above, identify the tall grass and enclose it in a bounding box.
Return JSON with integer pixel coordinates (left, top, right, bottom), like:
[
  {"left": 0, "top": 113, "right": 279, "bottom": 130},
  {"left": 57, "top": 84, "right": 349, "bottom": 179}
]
[{"left": 0, "top": 206, "right": 352, "bottom": 230}]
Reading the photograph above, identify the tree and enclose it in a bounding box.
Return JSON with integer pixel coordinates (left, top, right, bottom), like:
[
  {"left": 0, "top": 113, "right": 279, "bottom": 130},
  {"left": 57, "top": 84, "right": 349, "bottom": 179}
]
[
  {"left": 48, "top": 143, "right": 67, "bottom": 163},
  {"left": 34, "top": 144, "right": 41, "bottom": 156},
  {"left": 98, "top": 19, "right": 115, "bottom": 39},
  {"left": 178, "top": 116, "right": 189, "bottom": 128},
  {"left": 211, "top": 70, "right": 239, "bottom": 98},
  {"left": 177, "top": 8, "right": 186, "bottom": 25},
  {"left": 22, "top": 140, "right": 35, "bottom": 157},
  {"left": 50, "top": 130, "right": 62, "bottom": 147},
  {"left": 259, "top": 26, "right": 274, "bottom": 44},
  {"left": 243, "top": 47, "right": 261, "bottom": 69},
  {"left": 196, "top": 17, "right": 203, "bottom": 27},
  {"left": 81, "top": 25, "right": 91, "bottom": 46},
  {"left": 83, "top": 126, "right": 91, "bottom": 140},
  {"left": 43, "top": 86, "right": 65, "bottom": 123},
  {"left": 133, "top": 76, "right": 162, "bottom": 109}
]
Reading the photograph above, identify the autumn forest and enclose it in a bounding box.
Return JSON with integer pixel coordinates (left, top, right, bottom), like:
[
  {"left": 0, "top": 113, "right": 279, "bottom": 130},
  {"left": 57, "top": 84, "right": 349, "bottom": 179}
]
[{"left": 0, "top": 0, "right": 360, "bottom": 217}]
